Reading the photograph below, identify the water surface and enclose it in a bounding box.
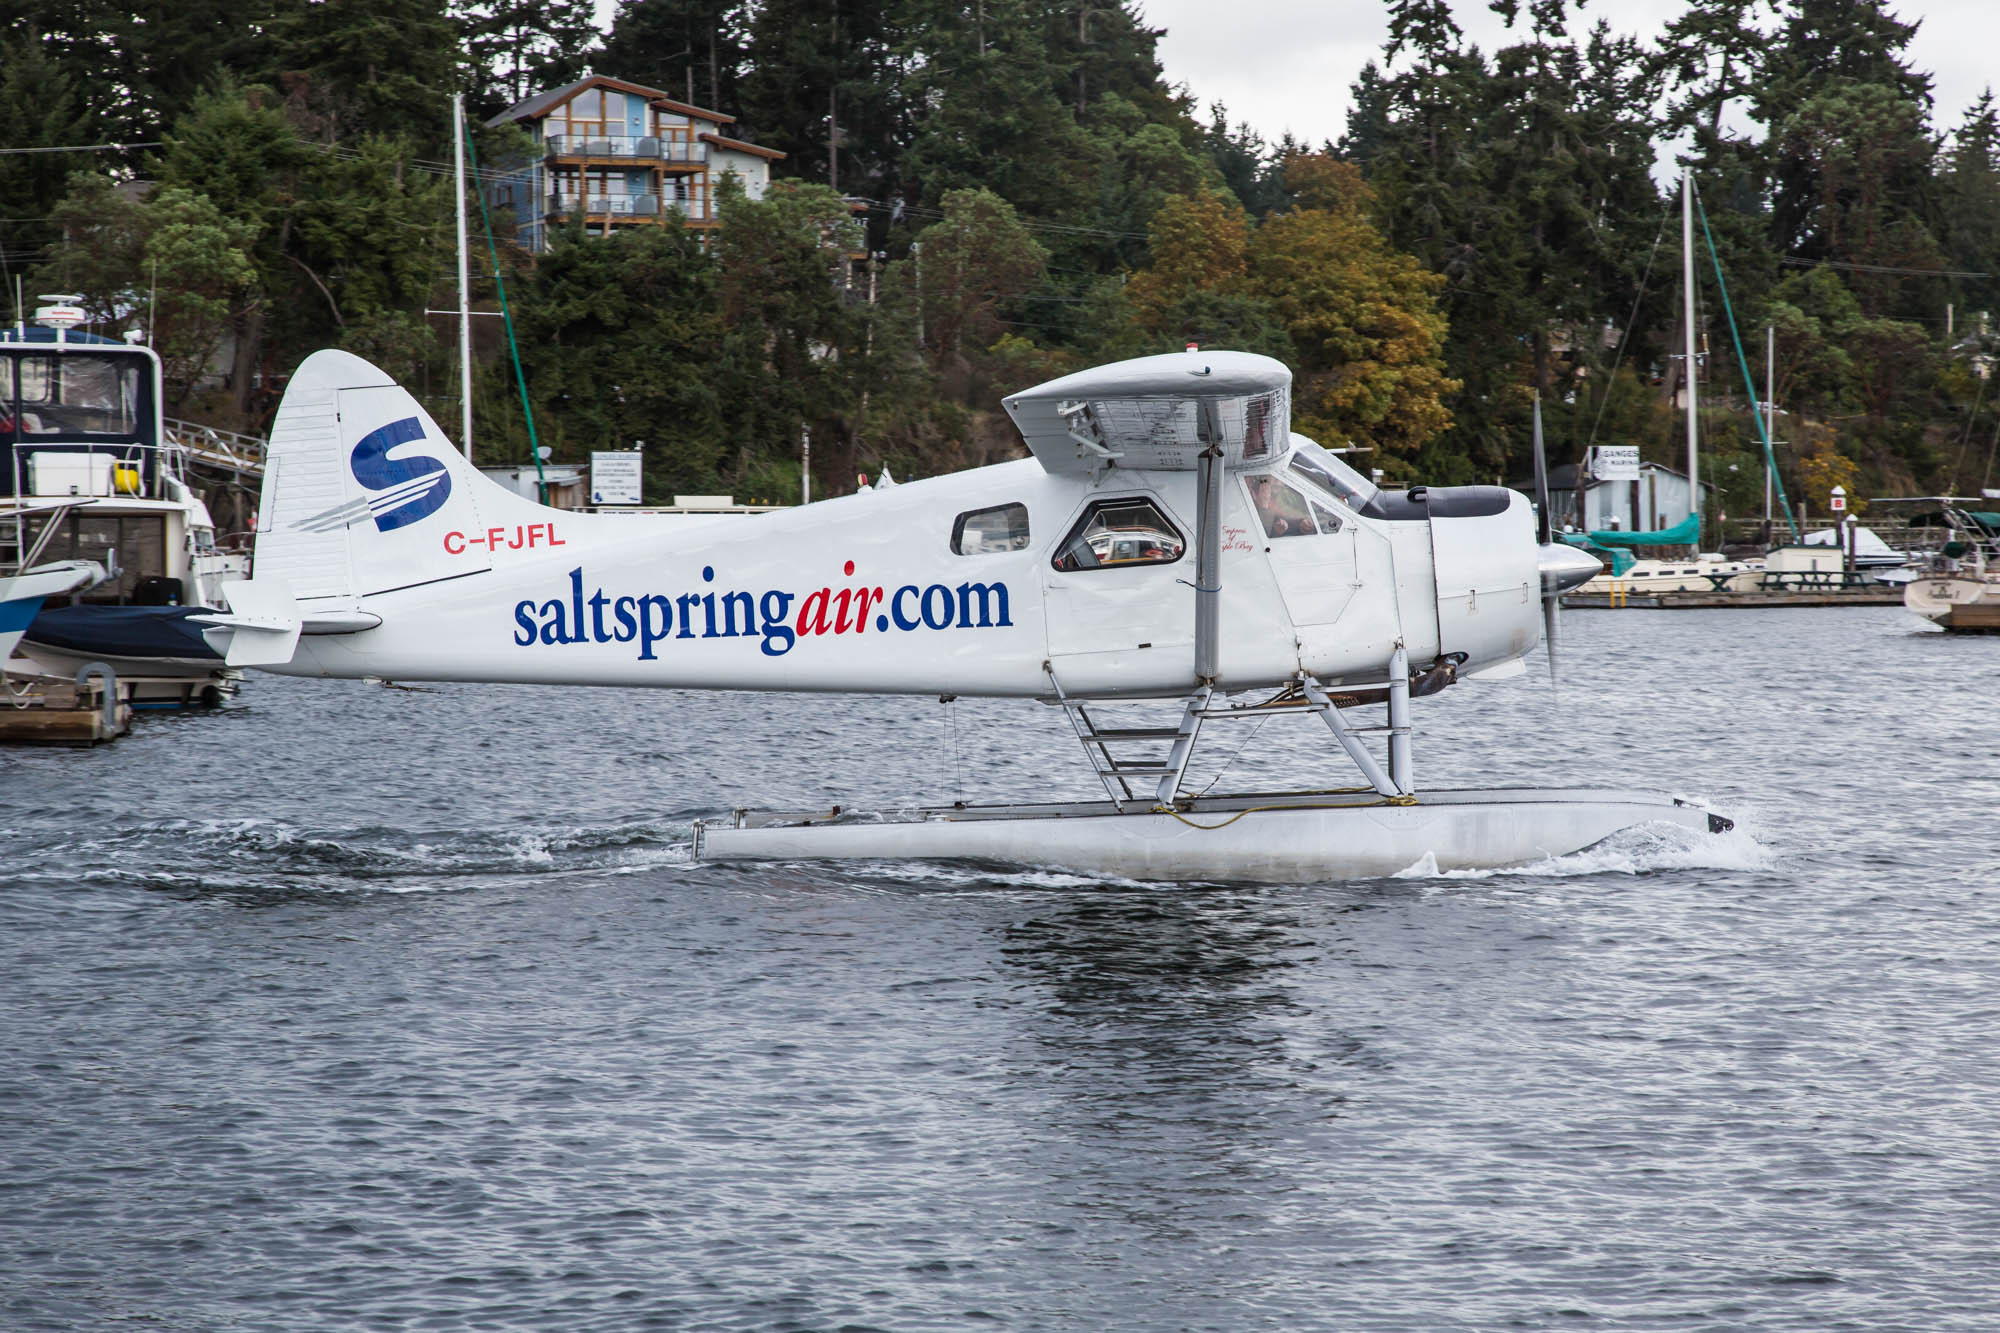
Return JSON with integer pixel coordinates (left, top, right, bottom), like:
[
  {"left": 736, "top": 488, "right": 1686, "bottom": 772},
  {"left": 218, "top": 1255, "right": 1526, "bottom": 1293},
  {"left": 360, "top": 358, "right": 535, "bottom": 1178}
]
[{"left": 4, "top": 606, "right": 1996, "bottom": 1330}]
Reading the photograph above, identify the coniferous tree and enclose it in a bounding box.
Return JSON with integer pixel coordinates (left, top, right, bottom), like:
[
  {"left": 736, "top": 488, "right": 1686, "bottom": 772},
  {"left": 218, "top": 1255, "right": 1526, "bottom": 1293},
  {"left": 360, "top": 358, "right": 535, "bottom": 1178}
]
[
  {"left": 489, "top": 220, "right": 727, "bottom": 489},
  {"left": 595, "top": 0, "right": 748, "bottom": 112},
  {"left": 0, "top": 30, "right": 93, "bottom": 277},
  {"left": 458, "top": 0, "right": 601, "bottom": 115},
  {"left": 262, "top": 0, "right": 463, "bottom": 150},
  {"left": 1940, "top": 92, "right": 2000, "bottom": 317}
]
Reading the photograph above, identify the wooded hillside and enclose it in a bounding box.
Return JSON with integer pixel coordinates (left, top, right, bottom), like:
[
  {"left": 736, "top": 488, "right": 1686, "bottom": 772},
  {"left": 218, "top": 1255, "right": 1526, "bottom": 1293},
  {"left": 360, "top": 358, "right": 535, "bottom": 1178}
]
[{"left": 8, "top": 0, "right": 1996, "bottom": 509}]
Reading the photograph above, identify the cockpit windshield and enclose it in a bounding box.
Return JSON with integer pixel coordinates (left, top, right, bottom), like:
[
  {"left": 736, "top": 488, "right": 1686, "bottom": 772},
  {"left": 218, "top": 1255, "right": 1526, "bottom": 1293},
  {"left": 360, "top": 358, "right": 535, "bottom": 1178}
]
[
  {"left": 9, "top": 352, "right": 144, "bottom": 436},
  {"left": 1287, "top": 437, "right": 1377, "bottom": 509}
]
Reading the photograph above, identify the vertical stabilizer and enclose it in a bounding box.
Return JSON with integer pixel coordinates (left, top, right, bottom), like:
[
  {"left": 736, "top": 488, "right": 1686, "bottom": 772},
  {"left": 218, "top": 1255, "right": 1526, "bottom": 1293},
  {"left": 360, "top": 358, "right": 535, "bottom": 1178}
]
[{"left": 254, "top": 350, "right": 492, "bottom": 609}]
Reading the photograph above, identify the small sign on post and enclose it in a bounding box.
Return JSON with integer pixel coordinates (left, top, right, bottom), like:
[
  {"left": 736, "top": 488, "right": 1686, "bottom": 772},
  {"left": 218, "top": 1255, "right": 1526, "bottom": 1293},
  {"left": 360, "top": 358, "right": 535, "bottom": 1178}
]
[
  {"left": 1829, "top": 485, "right": 1847, "bottom": 513},
  {"left": 591, "top": 451, "right": 643, "bottom": 506},
  {"left": 1590, "top": 445, "right": 1640, "bottom": 482}
]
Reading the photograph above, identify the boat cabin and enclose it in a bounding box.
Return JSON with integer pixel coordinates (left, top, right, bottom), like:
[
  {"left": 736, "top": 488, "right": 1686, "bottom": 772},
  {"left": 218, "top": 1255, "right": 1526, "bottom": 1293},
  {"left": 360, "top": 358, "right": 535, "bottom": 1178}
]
[{"left": 1, "top": 327, "right": 224, "bottom": 605}]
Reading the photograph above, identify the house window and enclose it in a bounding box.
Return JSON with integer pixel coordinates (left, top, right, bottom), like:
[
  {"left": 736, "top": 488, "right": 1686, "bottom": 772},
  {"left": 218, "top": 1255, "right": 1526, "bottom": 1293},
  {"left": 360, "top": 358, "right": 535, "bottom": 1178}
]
[
  {"left": 1051, "top": 498, "right": 1184, "bottom": 571},
  {"left": 952, "top": 503, "right": 1029, "bottom": 555},
  {"left": 563, "top": 89, "right": 609, "bottom": 138}
]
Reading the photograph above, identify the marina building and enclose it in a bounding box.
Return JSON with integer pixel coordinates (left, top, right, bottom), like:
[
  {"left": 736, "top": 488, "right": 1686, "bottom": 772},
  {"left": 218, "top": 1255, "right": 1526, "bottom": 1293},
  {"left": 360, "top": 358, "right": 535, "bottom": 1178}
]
[{"left": 1540, "top": 460, "right": 1714, "bottom": 533}]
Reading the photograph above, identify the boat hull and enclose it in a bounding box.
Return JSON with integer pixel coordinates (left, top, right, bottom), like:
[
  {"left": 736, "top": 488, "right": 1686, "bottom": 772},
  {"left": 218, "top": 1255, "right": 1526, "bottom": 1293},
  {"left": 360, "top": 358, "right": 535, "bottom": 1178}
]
[
  {"left": 695, "top": 787, "right": 1726, "bottom": 882},
  {"left": 1904, "top": 574, "right": 2000, "bottom": 626}
]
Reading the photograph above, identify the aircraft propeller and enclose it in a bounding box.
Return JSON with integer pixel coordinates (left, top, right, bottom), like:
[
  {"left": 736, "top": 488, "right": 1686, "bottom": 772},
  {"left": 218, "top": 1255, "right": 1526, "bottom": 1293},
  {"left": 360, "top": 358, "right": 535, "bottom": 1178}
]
[{"left": 1533, "top": 396, "right": 1601, "bottom": 688}]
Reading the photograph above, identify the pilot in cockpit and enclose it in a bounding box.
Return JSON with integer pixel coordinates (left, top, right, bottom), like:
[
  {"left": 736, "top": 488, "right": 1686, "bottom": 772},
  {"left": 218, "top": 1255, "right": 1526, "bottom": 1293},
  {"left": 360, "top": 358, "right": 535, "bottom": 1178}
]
[{"left": 1248, "top": 474, "right": 1312, "bottom": 538}]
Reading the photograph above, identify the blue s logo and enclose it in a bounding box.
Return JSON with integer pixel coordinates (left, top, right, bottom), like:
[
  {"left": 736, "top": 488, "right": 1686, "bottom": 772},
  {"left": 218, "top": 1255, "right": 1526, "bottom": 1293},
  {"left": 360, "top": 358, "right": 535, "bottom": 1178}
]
[{"left": 350, "top": 417, "right": 451, "bottom": 532}]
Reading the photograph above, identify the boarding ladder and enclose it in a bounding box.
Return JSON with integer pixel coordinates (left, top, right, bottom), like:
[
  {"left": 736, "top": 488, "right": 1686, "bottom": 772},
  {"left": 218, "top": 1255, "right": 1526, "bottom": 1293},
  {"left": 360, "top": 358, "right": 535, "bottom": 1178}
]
[
  {"left": 1045, "top": 668, "right": 1210, "bottom": 810},
  {"left": 1044, "top": 651, "right": 1420, "bottom": 811}
]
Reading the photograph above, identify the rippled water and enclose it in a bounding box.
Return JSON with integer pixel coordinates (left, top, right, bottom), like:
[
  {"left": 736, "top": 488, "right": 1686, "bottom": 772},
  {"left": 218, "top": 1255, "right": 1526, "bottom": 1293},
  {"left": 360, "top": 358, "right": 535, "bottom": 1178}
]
[{"left": 5, "top": 606, "right": 1998, "bottom": 1331}]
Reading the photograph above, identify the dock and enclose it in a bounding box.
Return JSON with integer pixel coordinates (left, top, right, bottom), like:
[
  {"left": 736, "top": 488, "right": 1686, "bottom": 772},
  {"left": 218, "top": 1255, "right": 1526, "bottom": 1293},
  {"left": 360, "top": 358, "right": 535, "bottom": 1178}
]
[
  {"left": 1, "top": 669, "right": 132, "bottom": 745},
  {"left": 1565, "top": 587, "right": 1904, "bottom": 610},
  {"left": 1940, "top": 604, "right": 2000, "bottom": 634}
]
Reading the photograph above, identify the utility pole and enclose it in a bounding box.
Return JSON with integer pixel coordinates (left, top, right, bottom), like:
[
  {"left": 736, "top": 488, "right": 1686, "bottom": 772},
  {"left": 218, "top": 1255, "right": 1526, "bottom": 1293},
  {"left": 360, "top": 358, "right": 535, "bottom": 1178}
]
[
  {"left": 801, "top": 425, "right": 812, "bottom": 505},
  {"left": 828, "top": 4, "right": 840, "bottom": 191}
]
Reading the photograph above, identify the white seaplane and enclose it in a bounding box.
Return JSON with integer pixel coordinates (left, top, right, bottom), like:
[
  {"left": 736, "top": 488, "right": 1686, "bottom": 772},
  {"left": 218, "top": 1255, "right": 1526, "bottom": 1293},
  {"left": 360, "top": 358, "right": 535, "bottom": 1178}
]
[{"left": 201, "top": 348, "right": 1728, "bottom": 881}]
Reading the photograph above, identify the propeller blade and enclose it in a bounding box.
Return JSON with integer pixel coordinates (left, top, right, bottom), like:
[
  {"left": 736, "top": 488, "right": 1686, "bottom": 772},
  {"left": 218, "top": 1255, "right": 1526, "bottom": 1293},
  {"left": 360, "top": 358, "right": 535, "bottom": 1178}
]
[
  {"left": 1531, "top": 395, "right": 1552, "bottom": 546},
  {"left": 1536, "top": 541, "right": 1598, "bottom": 692}
]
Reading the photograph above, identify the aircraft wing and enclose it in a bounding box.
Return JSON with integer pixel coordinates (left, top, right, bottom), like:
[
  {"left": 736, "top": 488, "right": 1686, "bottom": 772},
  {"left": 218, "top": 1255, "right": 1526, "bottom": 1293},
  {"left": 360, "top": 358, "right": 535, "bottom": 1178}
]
[{"left": 1003, "top": 350, "right": 1293, "bottom": 475}]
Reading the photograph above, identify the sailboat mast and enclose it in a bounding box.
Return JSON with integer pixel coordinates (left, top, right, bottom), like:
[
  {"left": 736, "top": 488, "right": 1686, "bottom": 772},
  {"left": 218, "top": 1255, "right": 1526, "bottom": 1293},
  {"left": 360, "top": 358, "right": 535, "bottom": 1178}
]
[
  {"left": 1764, "top": 324, "right": 1775, "bottom": 528},
  {"left": 454, "top": 93, "right": 474, "bottom": 463},
  {"left": 1682, "top": 168, "right": 1699, "bottom": 548}
]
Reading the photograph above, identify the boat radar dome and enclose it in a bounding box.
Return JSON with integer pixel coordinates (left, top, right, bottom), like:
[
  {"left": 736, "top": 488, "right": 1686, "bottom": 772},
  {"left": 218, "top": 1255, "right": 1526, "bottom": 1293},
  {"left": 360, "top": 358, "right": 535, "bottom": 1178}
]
[{"left": 34, "top": 295, "right": 87, "bottom": 329}]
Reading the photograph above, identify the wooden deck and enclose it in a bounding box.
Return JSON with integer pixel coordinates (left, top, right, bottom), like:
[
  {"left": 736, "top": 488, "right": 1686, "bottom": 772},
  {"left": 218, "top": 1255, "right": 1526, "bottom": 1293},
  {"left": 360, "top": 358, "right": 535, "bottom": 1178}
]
[
  {"left": 1941, "top": 603, "right": 2000, "bottom": 633},
  {"left": 1565, "top": 587, "right": 1905, "bottom": 610},
  {"left": 0, "top": 675, "right": 132, "bottom": 745}
]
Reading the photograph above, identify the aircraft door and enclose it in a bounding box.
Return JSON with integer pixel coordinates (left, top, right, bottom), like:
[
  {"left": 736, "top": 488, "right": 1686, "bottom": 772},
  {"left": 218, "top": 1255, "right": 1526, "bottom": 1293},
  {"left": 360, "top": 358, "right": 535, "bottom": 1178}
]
[
  {"left": 1042, "top": 493, "right": 1194, "bottom": 688},
  {"left": 1246, "top": 472, "right": 1359, "bottom": 629}
]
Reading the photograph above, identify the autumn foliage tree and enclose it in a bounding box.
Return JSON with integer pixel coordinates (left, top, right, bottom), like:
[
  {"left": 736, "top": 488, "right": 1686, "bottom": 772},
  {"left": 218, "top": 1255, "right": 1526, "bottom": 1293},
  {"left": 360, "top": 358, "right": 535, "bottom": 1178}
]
[{"left": 1246, "top": 157, "right": 1456, "bottom": 477}]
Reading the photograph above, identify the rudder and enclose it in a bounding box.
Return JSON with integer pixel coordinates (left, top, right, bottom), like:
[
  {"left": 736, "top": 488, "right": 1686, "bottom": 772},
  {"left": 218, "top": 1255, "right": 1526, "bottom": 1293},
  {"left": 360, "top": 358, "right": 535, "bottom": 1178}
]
[{"left": 255, "top": 350, "right": 492, "bottom": 609}]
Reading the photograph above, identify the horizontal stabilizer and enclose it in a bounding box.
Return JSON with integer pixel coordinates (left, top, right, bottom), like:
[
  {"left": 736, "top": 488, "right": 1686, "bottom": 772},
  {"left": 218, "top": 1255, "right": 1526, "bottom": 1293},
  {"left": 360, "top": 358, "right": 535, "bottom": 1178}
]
[{"left": 192, "top": 578, "right": 303, "bottom": 667}]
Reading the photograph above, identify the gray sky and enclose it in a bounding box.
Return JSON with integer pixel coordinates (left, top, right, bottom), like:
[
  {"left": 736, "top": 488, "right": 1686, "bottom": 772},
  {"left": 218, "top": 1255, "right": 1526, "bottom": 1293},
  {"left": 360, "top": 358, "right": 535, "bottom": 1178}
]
[{"left": 1141, "top": 0, "right": 2000, "bottom": 151}]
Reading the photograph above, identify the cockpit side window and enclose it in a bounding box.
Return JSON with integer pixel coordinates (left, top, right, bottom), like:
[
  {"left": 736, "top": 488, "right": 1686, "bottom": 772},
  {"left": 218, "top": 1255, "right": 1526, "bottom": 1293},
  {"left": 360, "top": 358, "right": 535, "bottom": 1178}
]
[
  {"left": 1245, "top": 473, "right": 1320, "bottom": 539},
  {"left": 1051, "top": 497, "right": 1186, "bottom": 572},
  {"left": 1288, "top": 440, "right": 1377, "bottom": 508},
  {"left": 952, "top": 502, "right": 1030, "bottom": 554}
]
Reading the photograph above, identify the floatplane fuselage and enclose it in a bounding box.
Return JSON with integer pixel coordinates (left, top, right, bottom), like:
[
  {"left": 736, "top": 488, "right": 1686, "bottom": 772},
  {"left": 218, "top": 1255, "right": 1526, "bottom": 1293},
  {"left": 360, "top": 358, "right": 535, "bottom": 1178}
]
[
  {"left": 205, "top": 348, "right": 1721, "bottom": 880},
  {"left": 226, "top": 350, "right": 1546, "bottom": 697}
]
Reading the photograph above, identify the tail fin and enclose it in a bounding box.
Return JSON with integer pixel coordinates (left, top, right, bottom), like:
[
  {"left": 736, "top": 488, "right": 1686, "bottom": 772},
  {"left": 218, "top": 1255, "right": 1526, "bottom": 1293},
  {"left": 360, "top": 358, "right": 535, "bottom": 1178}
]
[{"left": 255, "top": 349, "right": 505, "bottom": 607}]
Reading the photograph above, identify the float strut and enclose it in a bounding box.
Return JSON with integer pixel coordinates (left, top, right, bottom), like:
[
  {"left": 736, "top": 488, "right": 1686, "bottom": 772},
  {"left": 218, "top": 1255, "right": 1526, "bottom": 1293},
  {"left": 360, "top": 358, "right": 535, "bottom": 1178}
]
[
  {"left": 1387, "top": 644, "right": 1412, "bottom": 794},
  {"left": 1299, "top": 673, "right": 1401, "bottom": 799}
]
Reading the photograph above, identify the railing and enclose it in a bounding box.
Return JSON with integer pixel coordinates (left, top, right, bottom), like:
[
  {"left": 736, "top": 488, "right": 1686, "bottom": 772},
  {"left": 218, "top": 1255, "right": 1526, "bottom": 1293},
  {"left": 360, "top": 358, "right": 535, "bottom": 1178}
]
[
  {"left": 588, "top": 194, "right": 657, "bottom": 216},
  {"left": 543, "top": 134, "right": 708, "bottom": 164},
  {"left": 547, "top": 195, "right": 712, "bottom": 222},
  {"left": 164, "top": 417, "right": 267, "bottom": 478}
]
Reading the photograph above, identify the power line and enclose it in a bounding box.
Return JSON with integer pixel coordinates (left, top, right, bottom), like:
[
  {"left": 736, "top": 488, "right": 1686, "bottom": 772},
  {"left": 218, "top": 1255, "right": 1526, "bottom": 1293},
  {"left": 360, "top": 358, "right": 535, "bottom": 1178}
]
[
  {"left": 1780, "top": 256, "right": 1989, "bottom": 280},
  {"left": 0, "top": 142, "right": 162, "bottom": 155}
]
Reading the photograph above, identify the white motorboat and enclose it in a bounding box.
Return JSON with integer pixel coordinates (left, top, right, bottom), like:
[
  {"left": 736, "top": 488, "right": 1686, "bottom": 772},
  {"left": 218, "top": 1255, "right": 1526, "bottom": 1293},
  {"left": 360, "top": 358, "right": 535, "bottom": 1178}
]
[
  {"left": 2, "top": 317, "right": 249, "bottom": 701},
  {"left": 1573, "top": 552, "right": 1763, "bottom": 596},
  {"left": 1898, "top": 503, "right": 2000, "bottom": 629}
]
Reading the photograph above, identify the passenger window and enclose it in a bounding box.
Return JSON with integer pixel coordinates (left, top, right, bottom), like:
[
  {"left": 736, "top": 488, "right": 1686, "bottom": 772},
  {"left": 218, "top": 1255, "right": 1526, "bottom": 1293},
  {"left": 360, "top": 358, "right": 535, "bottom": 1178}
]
[
  {"left": 952, "top": 502, "right": 1030, "bottom": 554},
  {"left": 1051, "top": 498, "right": 1185, "bottom": 571},
  {"left": 1309, "top": 500, "right": 1343, "bottom": 534},
  {"left": 1245, "top": 473, "right": 1318, "bottom": 539}
]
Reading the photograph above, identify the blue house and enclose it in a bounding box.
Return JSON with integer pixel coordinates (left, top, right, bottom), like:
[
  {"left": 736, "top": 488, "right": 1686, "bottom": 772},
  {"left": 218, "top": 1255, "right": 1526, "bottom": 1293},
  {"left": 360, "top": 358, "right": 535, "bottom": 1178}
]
[{"left": 486, "top": 75, "right": 785, "bottom": 252}]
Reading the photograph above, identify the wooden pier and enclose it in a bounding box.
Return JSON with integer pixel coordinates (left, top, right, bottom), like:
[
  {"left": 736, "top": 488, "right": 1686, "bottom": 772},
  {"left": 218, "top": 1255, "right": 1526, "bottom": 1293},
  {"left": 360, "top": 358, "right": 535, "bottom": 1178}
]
[
  {"left": 1, "top": 670, "right": 132, "bottom": 745},
  {"left": 1565, "top": 587, "right": 1905, "bottom": 610},
  {"left": 1941, "top": 604, "right": 2000, "bottom": 634}
]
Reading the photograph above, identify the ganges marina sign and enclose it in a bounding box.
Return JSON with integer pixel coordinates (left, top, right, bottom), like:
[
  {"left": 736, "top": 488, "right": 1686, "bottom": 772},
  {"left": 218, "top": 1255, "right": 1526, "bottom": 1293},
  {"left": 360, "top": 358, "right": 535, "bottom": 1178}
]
[{"left": 509, "top": 564, "right": 1015, "bottom": 658}]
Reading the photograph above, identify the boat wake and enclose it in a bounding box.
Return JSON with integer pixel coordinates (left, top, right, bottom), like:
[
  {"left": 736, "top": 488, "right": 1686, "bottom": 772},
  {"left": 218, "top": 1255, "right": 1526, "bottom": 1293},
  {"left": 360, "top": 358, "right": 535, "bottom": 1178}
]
[
  {"left": 1391, "top": 814, "right": 1773, "bottom": 882},
  {"left": 15, "top": 814, "right": 699, "bottom": 900}
]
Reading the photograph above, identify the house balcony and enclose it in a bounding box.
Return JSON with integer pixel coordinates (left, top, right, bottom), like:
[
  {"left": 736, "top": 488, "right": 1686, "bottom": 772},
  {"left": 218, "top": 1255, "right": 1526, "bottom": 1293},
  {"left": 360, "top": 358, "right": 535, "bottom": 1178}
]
[
  {"left": 545, "top": 195, "right": 715, "bottom": 224},
  {"left": 543, "top": 134, "right": 709, "bottom": 167}
]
